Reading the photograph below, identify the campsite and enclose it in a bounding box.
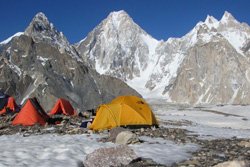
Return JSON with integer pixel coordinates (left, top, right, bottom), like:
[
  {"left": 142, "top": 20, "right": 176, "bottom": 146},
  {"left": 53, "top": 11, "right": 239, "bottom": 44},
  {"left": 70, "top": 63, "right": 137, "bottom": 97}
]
[
  {"left": 1, "top": 93, "right": 158, "bottom": 129},
  {"left": 0, "top": 92, "right": 250, "bottom": 166},
  {"left": 1, "top": 1, "right": 250, "bottom": 166}
]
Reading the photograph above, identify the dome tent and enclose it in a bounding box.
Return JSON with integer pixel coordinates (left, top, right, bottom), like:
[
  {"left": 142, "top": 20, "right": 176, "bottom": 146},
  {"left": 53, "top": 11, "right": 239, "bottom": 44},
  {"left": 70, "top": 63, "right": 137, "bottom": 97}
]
[{"left": 90, "top": 96, "right": 158, "bottom": 131}]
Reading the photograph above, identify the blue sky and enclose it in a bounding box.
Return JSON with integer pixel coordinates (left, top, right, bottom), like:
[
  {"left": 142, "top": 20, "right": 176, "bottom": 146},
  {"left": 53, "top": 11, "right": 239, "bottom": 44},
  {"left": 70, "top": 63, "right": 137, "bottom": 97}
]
[{"left": 0, "top": 0, "right": 249, "bottom": 43}]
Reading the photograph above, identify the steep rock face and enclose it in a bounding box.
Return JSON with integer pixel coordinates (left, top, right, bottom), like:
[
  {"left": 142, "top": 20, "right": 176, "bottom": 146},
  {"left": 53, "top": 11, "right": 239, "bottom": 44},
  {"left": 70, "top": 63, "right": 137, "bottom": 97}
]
[
  {"left": 166, "top": 12, "right": 250, "bottom": 104},
  {"left": 0, "top": 13, "right": 140, "bottom": 111},
  {"left": 1, "top": 11, "right": 250, "bottom": 106},
  {"left": 24, "top": 12, "right": 81, "bottom": 61},
  {"left": 76, "top": 10, "right": 159, "bottom": 81},
  {"left": 76, "top": 11, "right": 250, "bottom": 105},
  {"left": 169, "top": 39, "right": 250, "bottom": 104}
]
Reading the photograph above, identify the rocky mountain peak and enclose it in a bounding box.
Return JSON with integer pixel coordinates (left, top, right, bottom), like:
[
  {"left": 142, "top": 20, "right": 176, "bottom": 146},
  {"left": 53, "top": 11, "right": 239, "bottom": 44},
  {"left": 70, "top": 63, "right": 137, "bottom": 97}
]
[
  {"left": 0, "top": 11, "right": 140, "bottom": 111},
  {"left": 108, "top": 10, "right": 129, "bottom": 19},
  {"left": 24, "top": 12, "right": 81, "bottom": 61},
  {"left": 108, "top": 10, "right": 130, "bottom": 20},
  {"left": 204, "top": 15, "right": 219, "bottom": 29},
  {"left": 205, "top": 15, "right": 218, "bottom": 23},
  {"left": 76, "top": 10, "right": 159, "bottom": 81},
  {"left": 220, "top": 11, "right": 237, "bottom": 24},
  {"left": 32, "top": 12, "right": 49, "bottom": 24},
  {"left": 73, "top": 10, "right": 250, "bottom": 105},
  {"left": 25, "top": 12, "right": 53, "bottom": 36},
  {"left": 103, "top": 10, "right": 137, "bottom": 31}
]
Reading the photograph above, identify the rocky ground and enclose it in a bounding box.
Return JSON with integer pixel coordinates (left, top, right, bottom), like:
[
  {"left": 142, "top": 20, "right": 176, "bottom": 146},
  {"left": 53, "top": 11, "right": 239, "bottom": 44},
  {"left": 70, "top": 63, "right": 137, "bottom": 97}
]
[
  {"left": 131, "top": 127, "right": 250, "bottom": 167},
  {"left": 0, "top": 114, "right": 90, "bottom": 136},
  {"left": 0, "top": 115, "right": 250, "bottom": 167}
]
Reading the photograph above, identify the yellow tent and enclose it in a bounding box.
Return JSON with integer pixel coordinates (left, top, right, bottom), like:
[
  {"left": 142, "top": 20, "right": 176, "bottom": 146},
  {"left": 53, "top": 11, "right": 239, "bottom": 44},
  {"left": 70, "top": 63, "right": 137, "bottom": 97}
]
[{"left": 90, "top": 96, "right": 158, "bottom": 130}]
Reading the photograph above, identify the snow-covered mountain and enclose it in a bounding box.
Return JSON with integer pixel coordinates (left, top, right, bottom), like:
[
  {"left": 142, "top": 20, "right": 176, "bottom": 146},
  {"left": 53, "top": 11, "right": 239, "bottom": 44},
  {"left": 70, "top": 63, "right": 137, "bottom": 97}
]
[
  {"left": 0, "top": 12, "right": 140, "bottom": 111},
  {"left": 76, "top": 10, "right": 160, "bottom": 82},
  {"left": 76, "top": 11, "right": 250, "bottom": 105},
  {"left": 1, "top": 10, "right": 250, "bottom": 105}
]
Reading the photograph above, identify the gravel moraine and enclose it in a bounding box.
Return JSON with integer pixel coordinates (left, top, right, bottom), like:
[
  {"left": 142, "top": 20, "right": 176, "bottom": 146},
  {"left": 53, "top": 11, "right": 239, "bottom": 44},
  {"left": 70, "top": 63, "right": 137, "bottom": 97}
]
[
  {"left": 131, "top": 127, "right": 250, "bottom": 167},
  {"left": 1, "top": 115, "right": 249, "bottom": 167}
]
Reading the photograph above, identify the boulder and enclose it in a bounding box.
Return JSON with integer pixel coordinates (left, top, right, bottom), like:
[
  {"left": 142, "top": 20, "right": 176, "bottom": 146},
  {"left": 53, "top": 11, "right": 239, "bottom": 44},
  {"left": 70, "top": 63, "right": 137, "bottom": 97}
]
[
  {"left": 213, "top": 160, "right": 250, "bottom": 167},
  {"left": 115, "top": 131, "right": 139, "bottom": 145},
  {"left": 107, "top": 127, "right": 126, "bottom": 142},
  {"left": 83, "top": 145, "right": 138, "bottom": 167},
  {"left": 238, "top": 141, "right": 250, "bottom": 148}
]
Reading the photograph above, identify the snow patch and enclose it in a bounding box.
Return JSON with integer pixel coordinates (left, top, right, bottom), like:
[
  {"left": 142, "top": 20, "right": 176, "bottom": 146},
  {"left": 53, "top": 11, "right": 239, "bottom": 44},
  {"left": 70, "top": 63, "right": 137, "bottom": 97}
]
[
  {"left": 131, "top": 136, "right": 199, "bottom": 165},
  {"left": 0, "top": 32, "right": 23, "bottom": 45},
  {"left": 129, "top": 52, "right": 185, "bottom": 99},
  {"left": 6, "top": 47, "right": 11, "bottom": 54},
  {"left": 42, "top": 87, "right": 46, "bottom": 94},
  {"left": 156, "top": 52, "right": 185, "bottom": 96},
  {"left": 37, "top": 56, "right": 49, "bottom": 66},
  {"left": 0, "top": 133, "right": 200, "bottom": 166},
  {"left": 140, "top": 34, "right": 159, "bottom": 56},
  {"left": 95, "top": 58, "right": 107, "bottom": 75},
  {"left": 220, "top": 30, "right": 247, "bottom": 55},
  {"left": 229, "top": 88, "right": 239, "bottom": 104},
  {"left": 8, "top": 54, "right": 22, "bottom": 76},
  {"left": 199, "top": 33, "right": 216, "bottom": 43},
  {"left": 21, "top": 74, "right": 45, "bottom": 104},
  {"left": 196, "top": 85, "right": 211, "bottom": 104},
  {"left": 0, "top": 134, "right": 114, "bottom": 167},
  {"left": 8, "top": 63, "right": 22, "bottom": 77},
  {"left": 70, "top": 81, "right": 74, "bottom": 88},
  {"left": 150, "top": 100, "right": 250, "bottom": 139}
]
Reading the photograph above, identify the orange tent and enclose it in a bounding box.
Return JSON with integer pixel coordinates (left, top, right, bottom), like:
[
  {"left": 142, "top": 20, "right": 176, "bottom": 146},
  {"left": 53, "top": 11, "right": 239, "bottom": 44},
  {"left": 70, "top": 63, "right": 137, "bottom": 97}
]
[
  {"left": 90, "top": 96, "right": 158, "bottom": 130},
  {"left": 0, "top": 97, "right": 19, "bottom": 115},
  {"left": 12, "top": 98, "right": 49, "bottom": 126},
  {"left": 49, "top": 98, "right": 76, "bottom": 116}
]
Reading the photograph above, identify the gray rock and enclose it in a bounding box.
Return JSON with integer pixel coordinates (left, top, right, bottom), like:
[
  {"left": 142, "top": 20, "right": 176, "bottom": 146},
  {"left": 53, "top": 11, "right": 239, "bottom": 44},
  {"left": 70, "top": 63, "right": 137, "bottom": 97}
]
[
  {"left": 115, "top": 131, "right": 139, "bottom": 145},
  {"left": 213, "top": 160, "right": 250, "bottom": 167},
  {"left": 168, "top": 38, "right": 250, "bottom": 105},
  {"left": 83, "top": 145, "right": 138, "bottom": 167},
  {"left": 107, "top": 127, "right": 126, "bottom": 142},
  {"left": 0, "top": 12, "right": 140, "bottom": 112},
  {"left": 75, "top": 11, "right": 250, "bottom": 105},
  {"left": 238, "top": 141, "right": 250, "bottom": 148}
]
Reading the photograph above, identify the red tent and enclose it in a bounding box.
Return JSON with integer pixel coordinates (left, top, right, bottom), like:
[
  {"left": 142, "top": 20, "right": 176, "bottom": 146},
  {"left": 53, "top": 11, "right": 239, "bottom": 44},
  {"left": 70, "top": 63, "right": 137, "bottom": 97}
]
[
  {"left": 12, "top": 98, "right": 49, "bottom": 126},
  {"left": 49, "top": 98, "right": 76, "bottom": 116},
  {"left": 0, "top": 97, "right": 19, "bottom": 115}
]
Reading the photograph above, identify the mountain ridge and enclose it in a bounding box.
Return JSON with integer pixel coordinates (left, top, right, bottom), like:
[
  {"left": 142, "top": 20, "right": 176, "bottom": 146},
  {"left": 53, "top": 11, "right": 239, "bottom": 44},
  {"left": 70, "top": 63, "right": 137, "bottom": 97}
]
[
  {"left": 1, "top": 10, "right": 250, "bottom": 105},
  {"left": 0, "top": 12, "right": 140, "bottom": 111},
  {"left": 76, "top": 10, "right": 250, "bottom": 105}
]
